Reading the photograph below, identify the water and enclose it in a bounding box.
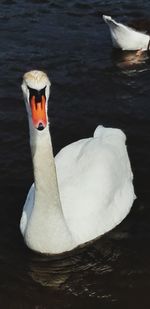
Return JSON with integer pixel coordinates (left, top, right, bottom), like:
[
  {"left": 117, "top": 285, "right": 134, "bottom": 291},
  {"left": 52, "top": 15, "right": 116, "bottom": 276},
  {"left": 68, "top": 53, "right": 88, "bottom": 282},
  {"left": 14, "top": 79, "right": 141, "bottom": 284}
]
[{"left": 0, "top": 0, "right": 150, "bottom": 307}]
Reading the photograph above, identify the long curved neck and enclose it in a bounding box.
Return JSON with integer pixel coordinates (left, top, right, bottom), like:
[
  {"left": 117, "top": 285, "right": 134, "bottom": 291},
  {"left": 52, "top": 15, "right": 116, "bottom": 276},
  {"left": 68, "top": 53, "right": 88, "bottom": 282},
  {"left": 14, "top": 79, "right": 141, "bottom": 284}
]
[
  {"left": 26, "top": 119, "right": 75, "bottom": 254},
  {"left": 30, "top": 124, "right": 61, "bottom": 210}
]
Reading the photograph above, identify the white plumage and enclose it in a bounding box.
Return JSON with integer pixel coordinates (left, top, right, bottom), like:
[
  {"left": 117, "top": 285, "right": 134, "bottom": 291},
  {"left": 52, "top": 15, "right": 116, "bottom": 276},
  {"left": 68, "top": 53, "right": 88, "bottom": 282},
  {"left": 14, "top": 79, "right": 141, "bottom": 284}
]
[
  {"left": 20, "top": 70, "right": 135, "bottom": 254},
  {"left": 103, "top": 15, "right": 150, "bottom": 51}
]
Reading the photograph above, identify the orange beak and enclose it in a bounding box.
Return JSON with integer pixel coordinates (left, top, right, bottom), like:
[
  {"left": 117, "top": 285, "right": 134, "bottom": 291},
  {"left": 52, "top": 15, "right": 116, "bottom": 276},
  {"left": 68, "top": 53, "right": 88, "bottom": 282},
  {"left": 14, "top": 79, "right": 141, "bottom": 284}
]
[{"left": 30, "top": 95, "right": 47, "bottom": 130}]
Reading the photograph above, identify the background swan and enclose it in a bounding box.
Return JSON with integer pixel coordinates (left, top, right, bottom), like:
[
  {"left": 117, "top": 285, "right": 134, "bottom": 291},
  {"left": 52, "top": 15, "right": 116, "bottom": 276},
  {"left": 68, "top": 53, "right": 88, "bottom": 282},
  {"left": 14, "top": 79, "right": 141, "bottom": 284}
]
[
  {"left": 103, "top": 15, "right": 150, "bottom": 51},
  {"left": 20, "top": 70, "right": 135, "bottom": 254}
]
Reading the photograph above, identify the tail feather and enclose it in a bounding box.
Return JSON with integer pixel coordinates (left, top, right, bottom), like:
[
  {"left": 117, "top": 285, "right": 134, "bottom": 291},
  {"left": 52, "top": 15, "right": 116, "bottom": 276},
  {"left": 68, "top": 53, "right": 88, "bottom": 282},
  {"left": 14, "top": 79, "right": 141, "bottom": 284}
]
[
  {"left": 102, "top": 15, "right": 119, "bottom": 28},
  {"left": 94, "top": 125, "right": 104, "bottom": 138}
]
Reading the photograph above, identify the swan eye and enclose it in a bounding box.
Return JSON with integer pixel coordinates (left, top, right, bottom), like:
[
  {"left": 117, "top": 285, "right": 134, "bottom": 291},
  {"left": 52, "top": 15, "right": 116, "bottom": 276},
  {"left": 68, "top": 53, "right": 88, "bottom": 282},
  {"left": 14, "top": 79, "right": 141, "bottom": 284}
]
[{"left": 27, "top": 86, "right": 46, "bottom": 103}]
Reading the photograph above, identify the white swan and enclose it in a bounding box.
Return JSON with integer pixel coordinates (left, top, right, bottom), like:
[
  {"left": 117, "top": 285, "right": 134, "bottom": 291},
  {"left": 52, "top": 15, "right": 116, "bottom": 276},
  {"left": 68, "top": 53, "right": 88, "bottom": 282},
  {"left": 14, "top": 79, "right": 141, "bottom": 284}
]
[
  {"left": 103, "top": 15, "right": 150, "bottom": 51},
  {"left": 20, "top": 70, "right": 135, "bottom": 254}
]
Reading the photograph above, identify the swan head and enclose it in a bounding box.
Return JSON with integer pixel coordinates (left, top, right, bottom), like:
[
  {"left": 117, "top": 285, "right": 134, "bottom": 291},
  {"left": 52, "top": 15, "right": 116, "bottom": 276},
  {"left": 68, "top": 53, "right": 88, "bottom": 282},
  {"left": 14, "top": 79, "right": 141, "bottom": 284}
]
[{"left": 22, "top": 70, "right": 51, "bottom": 131}]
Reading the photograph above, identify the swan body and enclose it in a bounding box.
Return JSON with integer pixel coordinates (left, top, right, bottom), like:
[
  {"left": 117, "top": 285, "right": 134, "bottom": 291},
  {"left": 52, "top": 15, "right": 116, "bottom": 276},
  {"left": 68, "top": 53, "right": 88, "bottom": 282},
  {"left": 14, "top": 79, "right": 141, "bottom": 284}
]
[
  {"left": 103, "top": 15, "right": 150, "bottom": 51},
  {"left": 20, "top": 70, "right": 135, "bottom": 254}
]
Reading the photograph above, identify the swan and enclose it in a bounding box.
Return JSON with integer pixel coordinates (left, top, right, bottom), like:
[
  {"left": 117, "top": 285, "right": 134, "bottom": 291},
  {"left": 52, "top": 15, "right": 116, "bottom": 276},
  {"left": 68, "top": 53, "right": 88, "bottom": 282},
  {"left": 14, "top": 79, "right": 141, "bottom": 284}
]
[
  {"left": 20, "top": 70, "right": 135, "bottom": 254},
  {"left": 103, "top": 15, "right": 150, "bottom": 52}
]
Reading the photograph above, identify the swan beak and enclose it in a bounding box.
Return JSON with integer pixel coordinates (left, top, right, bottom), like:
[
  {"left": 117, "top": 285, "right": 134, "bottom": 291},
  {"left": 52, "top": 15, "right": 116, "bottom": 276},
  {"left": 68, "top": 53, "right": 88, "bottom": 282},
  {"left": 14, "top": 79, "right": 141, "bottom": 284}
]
[{"left": 30, "top": 95, "right": 47, "bottom": 130}]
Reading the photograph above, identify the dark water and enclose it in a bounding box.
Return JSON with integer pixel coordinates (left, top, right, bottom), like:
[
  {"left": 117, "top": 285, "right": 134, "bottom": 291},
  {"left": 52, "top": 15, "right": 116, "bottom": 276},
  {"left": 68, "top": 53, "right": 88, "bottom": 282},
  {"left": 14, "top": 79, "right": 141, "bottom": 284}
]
[{"left": 0, "top": 0, "right": 150, "bottom": 308}]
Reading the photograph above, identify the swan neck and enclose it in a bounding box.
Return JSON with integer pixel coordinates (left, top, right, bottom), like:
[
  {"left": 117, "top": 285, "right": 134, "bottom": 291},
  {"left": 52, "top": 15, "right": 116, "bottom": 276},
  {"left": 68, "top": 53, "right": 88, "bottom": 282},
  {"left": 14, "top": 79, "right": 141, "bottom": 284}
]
[{"left": 29, "top": 124, "right": 61, "bottom": 207}]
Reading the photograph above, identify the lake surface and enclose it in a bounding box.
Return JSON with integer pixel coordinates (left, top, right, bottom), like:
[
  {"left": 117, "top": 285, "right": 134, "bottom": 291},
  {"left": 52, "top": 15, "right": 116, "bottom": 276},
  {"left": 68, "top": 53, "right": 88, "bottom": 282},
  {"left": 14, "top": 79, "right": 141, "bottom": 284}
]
[{"left": 0, "top": 0, "right": 150, "bottom": 308}]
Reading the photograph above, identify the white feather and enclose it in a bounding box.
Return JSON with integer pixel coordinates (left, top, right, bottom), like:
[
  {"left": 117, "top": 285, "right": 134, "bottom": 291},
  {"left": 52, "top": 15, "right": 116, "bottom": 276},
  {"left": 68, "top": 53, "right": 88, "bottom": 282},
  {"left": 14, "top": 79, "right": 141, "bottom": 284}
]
[
  {"left": 103, "top": 15, "right": 149, "bottom": 51},
  {"left": 20, "top": 71, "right": 135, "bottom": 254}
]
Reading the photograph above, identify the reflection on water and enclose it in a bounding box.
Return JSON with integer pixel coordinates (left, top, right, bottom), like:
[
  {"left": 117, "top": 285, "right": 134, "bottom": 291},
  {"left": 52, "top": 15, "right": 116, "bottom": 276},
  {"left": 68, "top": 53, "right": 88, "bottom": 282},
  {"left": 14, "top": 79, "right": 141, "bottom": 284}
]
[
  {"left": 17, "top": 206, "right": 150, "bottom": 308},
  {"left": 28, "top": 239, "right": 113, "bottom": 290},
  {"left": 112, "top": 49, "right": 150, "bottom": 70},
  {"left": 1, "top": 0, "right": 150, "bottom": 308}
]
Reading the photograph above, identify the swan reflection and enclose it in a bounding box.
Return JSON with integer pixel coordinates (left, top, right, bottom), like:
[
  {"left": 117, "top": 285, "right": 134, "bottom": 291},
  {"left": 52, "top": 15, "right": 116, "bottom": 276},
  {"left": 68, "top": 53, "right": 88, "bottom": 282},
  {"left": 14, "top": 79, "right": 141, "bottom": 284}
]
[{"left": 112, "top": 49, "right": 149, "bottom": 69}]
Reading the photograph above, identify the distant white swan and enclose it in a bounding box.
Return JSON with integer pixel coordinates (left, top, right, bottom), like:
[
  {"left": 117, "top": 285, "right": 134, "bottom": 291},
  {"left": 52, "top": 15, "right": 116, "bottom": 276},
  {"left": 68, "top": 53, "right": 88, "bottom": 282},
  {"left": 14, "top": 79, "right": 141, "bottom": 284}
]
[
  {"left": 20, "top": 70, "right": 135, "bottom": 254},
  {"left": 103, "top": 15, "right": 150, "bottom": 51}
]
